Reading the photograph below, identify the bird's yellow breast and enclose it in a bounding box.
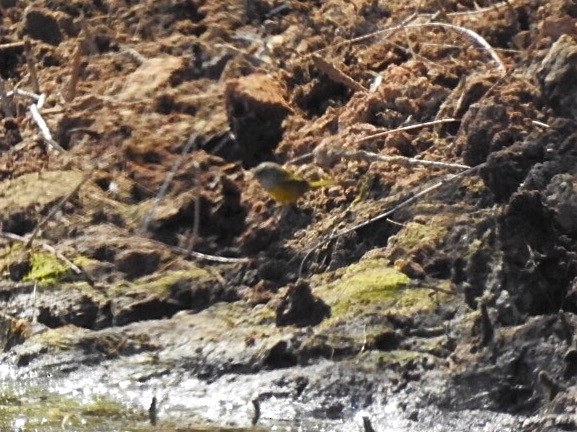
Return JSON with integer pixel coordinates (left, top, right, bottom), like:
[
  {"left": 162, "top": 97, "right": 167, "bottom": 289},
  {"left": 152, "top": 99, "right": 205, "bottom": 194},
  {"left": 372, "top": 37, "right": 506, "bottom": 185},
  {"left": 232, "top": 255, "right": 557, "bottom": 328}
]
[{"left": 266, "top": 180, "right": 310, "bottom": 205}]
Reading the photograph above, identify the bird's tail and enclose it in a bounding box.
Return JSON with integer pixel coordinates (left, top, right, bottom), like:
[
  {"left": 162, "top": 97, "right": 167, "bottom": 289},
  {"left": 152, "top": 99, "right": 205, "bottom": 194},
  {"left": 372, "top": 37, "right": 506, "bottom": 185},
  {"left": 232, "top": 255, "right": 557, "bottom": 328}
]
[{"left": 308, "top": 178, "right": 333, "bottom": 188}]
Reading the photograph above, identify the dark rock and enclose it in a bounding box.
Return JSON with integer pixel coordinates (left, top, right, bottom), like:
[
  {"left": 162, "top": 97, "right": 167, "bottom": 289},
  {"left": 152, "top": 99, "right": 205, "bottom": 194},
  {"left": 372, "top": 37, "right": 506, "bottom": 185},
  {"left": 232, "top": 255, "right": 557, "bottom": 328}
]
[
  {"left": 538, "top": 370, "right": 565, "bottom": 401},
  {"left": 169, "top": 279, "right": 238, "bottom": 311},
  {"left": 258, "top": 259, "right": 288, "bottom": 282},
  {"left": 563, "top": 348, "right": 577, "bottom": 378},
  {"left": 24, "top": 8, "right": 64, "bottom": 46},
  {"left": 544, "top": 174, "right": 577, "bottom": 235},
  {"left": 458, "top": 103, "right": 510, "bottom": 166},
  {"left": 113, "top": 295, "right": 181, "bottom": 326},
  {"left": 115, "top": 249, "right": 161, "bottom": 279},
  {"left": 275, "top": 280, "right": 330, "bottom": 327},
  {"left": 498, "top": 190, "right": 572, "bottom": 315},
  {"left": 37, "top": 293, "right": 100, "bottom": 329},
  {"left": 480, "top": 139, "right": 544, "bottom": 202},
  {"left": 2, "top": 210, "right": 36, "bottom": 236},
  {"left": 0, "top": 119, "right": 22, "bottom": 151},
  {"left": 225, "top": 74, "right": 292, "bottom": 166},
  {"left": 537, "top": 34, "right": 577, "bottom": 118},
  {"left": 8, "top": 256, "right": 31, "bottom": 282},
  {"left": 262, "top": 340, "right": 298, "bottom": 369},
  {"left": 373, "top": 328, "right": 399, "bottom": 351}
]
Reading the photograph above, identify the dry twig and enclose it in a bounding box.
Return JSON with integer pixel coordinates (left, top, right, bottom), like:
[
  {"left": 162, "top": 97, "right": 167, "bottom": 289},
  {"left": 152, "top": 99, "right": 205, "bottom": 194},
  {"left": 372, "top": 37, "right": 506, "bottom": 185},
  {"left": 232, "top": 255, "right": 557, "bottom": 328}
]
[
  {"left": 354, "top": 118, "right": 459, "bottom": 144},
  {"left": 64, "top": 42, "right": 84, "bottom": 102},
  {"left": 345, "top": 150, "right": 470, "bottom": 171},
  {"left": 0, "top": 77, "right": 13, "bottom": 118},
  {"left": 307, "top": 20, "right": 505, "bottom": 75},
  {"left": 312, "top": 54, "right": 367, "bottom": 92},
  {"left": 0, "top": 41, "right": 25, "bottom": 50},
  {"left": 24, "top": 39, "right": 40, "bottom": 94},
  {"left": 149, "top": 237, "right": 251, "bottom": 264},
  {"left": 29, "top": 103, "right": 66, "bottom": 152}
]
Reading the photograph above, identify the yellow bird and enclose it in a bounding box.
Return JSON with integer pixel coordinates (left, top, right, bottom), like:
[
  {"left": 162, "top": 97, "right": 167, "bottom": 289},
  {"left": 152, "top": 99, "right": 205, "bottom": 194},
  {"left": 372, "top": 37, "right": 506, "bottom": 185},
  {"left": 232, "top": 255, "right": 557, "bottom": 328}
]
[{"left": 251, "top": 162, "right": 330, "bottom": 206}]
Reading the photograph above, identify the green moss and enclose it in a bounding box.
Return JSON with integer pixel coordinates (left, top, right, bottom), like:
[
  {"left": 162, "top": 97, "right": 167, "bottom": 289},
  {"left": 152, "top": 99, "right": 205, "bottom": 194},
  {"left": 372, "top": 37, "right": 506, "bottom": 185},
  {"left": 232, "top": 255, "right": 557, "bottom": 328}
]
[
  {"left": 23, "top": 252, "right": 71, "bottom": 284},
  {"left": 29, "top": 325, "right": 85, "bottom": 350},
  {"left": 0, "top": 387, "right": 144, "bottom": 431},
  {"left": 389, "top": 220, "right": 447, "bottom": 253},
  {"left": 81, "top": 396, "right": 136, "bottom": 418},
  {"left": 314, "top": 259, "right": 408, "bottom": 320},
  {"left": 314, "top": 259, "right": 451, "bottom": 325},
  {"left": 110, "top": 268, "right": 214, "bottom": 297}
]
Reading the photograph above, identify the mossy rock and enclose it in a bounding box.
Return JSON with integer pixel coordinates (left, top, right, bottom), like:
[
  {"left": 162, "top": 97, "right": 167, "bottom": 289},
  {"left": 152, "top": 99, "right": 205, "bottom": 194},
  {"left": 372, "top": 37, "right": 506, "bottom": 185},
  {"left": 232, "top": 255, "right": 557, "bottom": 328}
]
[
  {"left": 23, "top": 251, "right": 72, "bottom": 284},
  {"left": 110, "top": 268, "right": 215, "bottom": 297},
  {"left": 314, "top": 258, "right": 450, "bottom": 324},
  {"left": 387, "top": 219, "right": 448, "bottom": 255}
]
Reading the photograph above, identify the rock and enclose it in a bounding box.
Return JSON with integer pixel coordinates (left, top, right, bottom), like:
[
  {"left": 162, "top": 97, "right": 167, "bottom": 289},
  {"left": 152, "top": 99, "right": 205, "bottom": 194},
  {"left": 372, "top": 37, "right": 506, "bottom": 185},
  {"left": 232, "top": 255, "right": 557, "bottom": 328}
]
[
  {"left": 275, "top": 280, "right": 330, "bottom": 327},
  {"left": 112, "top": 295, "right": 181, "bottom": 326},
  {"left": 8, "top": 256, "right": 31, "bottom": 282},
  {"left": 457, "top": 103, "right": 510, "bottom": 166},
  {"left": 24, "top": 7, "right": 64, "bottom": 46},
  {"left": 544, "top": 173, "right": 577, "bottom": 235},
  {"left": 119, "top": 56, "right": 188, "bottom": 101},
  {"left": 0, "top": 313, "right": 30, "bottom": 351},
  {"left": 262, "top": 340, "right": 298, "bottom": 369},
  {"left": 115, "top": 249, "right": 161, "bottom": 279},
  {"left": 537, "top": 34, "right": 577, "bottom": 118},
  {"left": 0, "top": 170, "right": 96, "bottom": 235},
  {"left": 0, "top": 119, "right": 22, "bottom": 151},
  {"left": 480, "top": 139, "right": 544, "bottom": 202},
  {"left": 225, "top": 74, "right": 292, "bottom": 166},
  {"left": 37, "top": 293, "right": 100, "bottom": 329},
  {"left": 168, "top": 279, "right": 238, "bottom": 311}
]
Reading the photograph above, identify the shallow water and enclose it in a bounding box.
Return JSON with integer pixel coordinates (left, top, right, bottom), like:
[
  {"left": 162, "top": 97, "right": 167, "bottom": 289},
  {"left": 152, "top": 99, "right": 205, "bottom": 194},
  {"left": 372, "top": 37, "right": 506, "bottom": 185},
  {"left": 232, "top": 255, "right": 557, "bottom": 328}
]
[{"left": 0, "top": 356, "right": 524, "bottom": 432}]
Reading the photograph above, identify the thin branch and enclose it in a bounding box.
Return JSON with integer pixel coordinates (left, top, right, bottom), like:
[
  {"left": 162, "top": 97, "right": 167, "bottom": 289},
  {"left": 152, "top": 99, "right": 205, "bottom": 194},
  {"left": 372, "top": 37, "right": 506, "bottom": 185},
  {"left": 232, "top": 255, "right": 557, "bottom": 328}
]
[
  {"left": 312, "top": 54, "right": 367, "bottom": 92},
  {"left": 24, "top": 38, "right": 40, "bottom": 94},
  {"left": 10, "top": 88, "right": 41, "bottom": 101},
  {"left": 174, "top": 245, "right": 251, "bottom": 264},
  {"left": 305, "top": 13, "right": 418, "bottom": 56},
  {"left": 306, "top": 20, "right": 505, "bottom": 75},
  {"left": 416, "top": 22, "right": 506, "bottom": 74},
  {"left": 64, "top": 41, "right": 83, "bottom": 102},
  {"left": 345, "top": 150, "right": 470, "bottom": 171},
  {"left": 299, "top": 164, "right": 482, "bottom": 276},
  {"left": 119, "top": 46, "right": 146, "bottom": 65},
  {"left": 532, "top": 120, "right": 550, "bottom": 129},
  {"left": 185, "top": 161, "right": 201, "bottom": 253},
  {"left": 148, "top": 237, "right": 251, "bottom": 264},
  {"left": 29, "top": 103, "right": 67, "bottom": 152},
  {"left": 0, "top": 77, "right": 13, "bottom": 118},
  {"left": 81, "top": 15, "right": 99, "bottom": 55},
  {"left": 353, "top": 118, "right": 459, "bottom": 144},
  {"left": 445, "top": 0, "right": 518, "bottom": 17},
  {"left": 0, "top": 41, "right": 25, "bottom": 50}
]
